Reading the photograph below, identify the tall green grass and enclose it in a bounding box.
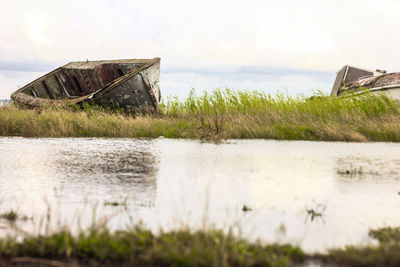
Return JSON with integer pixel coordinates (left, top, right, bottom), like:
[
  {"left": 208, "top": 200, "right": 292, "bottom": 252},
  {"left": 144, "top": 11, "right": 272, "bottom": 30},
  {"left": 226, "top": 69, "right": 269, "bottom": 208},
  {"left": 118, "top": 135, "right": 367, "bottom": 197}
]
[
  {"left": 1, "top": 89, "right": 399, "bottom": 141},
  {"left": 0, "top": 227, "right": 304, "bottom": 266},
  {"left": 162, "top": 88, "right": 396, "bottom": 117},
  {"left": 324, "top": 226, "right": 400, "bottom": 267},
  {"left": 1, "top": 214, "right": 400, "bottom": 266}
]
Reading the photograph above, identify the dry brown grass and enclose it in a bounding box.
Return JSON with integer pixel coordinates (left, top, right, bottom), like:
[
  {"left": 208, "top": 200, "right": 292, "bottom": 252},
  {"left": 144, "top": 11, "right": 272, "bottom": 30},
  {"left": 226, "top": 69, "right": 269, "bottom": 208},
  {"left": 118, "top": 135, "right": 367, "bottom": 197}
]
[{"left": 1, "top": 89, "right": 400, "bottom": 141}]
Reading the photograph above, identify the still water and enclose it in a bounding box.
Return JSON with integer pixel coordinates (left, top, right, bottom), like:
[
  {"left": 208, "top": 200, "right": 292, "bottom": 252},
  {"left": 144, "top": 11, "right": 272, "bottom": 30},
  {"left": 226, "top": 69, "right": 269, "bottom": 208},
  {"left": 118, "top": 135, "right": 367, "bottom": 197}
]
[{"left": 0, "top": 137, "right": 399, "bottom": 252}]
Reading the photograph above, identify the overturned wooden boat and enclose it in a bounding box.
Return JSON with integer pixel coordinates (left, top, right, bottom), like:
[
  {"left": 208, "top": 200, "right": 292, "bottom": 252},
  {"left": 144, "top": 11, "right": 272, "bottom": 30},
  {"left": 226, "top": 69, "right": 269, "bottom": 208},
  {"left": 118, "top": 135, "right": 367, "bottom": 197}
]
[
  {"left": 331, "top": 65, "right": 400, "bottom": 100},
  {"left": 11, "top": 57, "right": 161, "bottom": 112}
]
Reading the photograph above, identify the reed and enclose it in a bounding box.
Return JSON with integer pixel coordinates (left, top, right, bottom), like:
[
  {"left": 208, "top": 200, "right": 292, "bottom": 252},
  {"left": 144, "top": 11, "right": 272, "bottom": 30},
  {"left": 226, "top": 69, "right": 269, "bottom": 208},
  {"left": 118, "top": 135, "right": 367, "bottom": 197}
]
[
  {"left": 0, "top": 226, "right": 304, "bottom": 266},
  {"left": 324, "top": 227, "right": 400, "bottom": 267},
  {"left": 1, "top": 89, "right": 399, "bottom": 141},
  {"left": 1, "top": 214, "right": 400, "bottom": 266}
]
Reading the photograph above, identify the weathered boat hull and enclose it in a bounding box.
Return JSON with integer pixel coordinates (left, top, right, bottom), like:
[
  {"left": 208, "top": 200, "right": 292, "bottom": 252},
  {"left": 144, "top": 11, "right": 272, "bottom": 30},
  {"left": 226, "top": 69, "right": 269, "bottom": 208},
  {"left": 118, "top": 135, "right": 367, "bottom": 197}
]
[
  {"left": 362, "top": 85, "right": 400, "bottom": 100},
  {"left": 331, "top": 65, "right": 400, "bottom": 100},
  {"left": 11, "top": 58, "right": 161, "bottom": 112}
]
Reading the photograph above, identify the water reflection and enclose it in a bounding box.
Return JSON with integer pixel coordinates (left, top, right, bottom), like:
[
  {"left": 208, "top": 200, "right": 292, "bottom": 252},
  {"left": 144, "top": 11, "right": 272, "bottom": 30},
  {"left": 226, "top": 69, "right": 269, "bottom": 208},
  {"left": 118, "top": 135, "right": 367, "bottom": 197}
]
[
  {"left": 0, "top": 138, "right": 159, "bottom": 210},
  {"left": 1, "top": 138, "right": 400, "bottom": 252},
  {"left": 53, "top": 140, "right": 158, "bottom": 200}
]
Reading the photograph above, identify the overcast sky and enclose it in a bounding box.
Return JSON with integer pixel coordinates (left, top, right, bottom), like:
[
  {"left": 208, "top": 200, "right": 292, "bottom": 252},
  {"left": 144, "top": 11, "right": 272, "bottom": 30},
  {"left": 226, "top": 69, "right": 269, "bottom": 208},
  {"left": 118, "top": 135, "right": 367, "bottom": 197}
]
[{"left": 1, "top": 0, "right": 399, "bottom": 99}]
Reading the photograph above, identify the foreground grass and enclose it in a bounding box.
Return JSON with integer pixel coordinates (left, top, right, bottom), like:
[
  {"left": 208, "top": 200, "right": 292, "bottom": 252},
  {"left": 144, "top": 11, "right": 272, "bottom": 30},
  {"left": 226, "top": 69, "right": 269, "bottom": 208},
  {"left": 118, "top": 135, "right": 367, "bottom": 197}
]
[
  {"left": 1, "top": 89, "right": 400, "bottom": 141},
  {"left": 2, "top": 225, "right": 400, "bottom": 266},
  {"left": 322, "top": 227, "right": 400, "bottom": 267},
  {"left": 0, "top": 227, "right": 304, "bottom": 267}
]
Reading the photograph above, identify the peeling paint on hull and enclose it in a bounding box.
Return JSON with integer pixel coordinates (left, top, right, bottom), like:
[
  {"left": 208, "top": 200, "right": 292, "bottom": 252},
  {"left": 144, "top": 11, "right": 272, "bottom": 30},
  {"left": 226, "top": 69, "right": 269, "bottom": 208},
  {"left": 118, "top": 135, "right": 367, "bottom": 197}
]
[{"left": 10, "top": 58, "right": 161, "bottom": 113}]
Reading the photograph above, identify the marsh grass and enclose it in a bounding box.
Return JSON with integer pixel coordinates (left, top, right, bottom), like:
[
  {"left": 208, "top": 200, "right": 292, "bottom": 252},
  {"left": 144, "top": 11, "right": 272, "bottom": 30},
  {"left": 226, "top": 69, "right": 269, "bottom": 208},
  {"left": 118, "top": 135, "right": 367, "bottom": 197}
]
[
  {"left": 104, "top": 201, "right": 127, "bottom": 207},
  {"left": 0, "top": 196, "right": 304, "bottom": 266},
  {"left": 1, "top": 89, "right": 400, "bottom": 141},
  {"left": 0, "top": 210, "right": 30, "bottom": 223},
  {"left": 1, "top": 211, "right": 400, "bottom": 267},
  {"left": 242, "top": 205, "right": 252, "bottom": 212},
  {"left": 0, "top": 201, "right": 398, "bottom": 266},
  {"left": 321, "top": 227, "right": 400, "bottom": 267},
  {"left": 0, "top": 226, "right": 304, "bottom": 266},
  {"left": 0, "top": 211, "right": 18, "bottom": 222}
]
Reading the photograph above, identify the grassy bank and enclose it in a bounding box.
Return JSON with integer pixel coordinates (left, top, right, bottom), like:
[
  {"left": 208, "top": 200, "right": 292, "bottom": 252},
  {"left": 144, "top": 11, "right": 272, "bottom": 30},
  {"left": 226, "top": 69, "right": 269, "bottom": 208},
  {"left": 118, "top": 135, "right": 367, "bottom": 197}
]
[
  {"left": 1, "top": 224, "right": 400, "bottom": 266},
  {"left": 322, "top": 227, "right": 400, "bottom": 267},
  {"left": 0, "top": 227, "right": 304, "bottom": 267},
  {"left": 1, "top": 89, "right": 400, "bottom": 141}
]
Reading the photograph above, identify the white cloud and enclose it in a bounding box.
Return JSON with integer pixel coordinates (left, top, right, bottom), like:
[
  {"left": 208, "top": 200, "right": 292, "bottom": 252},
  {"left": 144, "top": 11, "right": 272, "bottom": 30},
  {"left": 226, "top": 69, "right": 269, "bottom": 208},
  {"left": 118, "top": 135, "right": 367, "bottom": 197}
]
[
  {"left": 0, "top": 70, "right": 46, "bottom": 99},
  {"left": 1, "top": 0, "right": 400, "bottom": 98},
  {"left": 1, "top": 0, "right": 400, "bottom": 69}
]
